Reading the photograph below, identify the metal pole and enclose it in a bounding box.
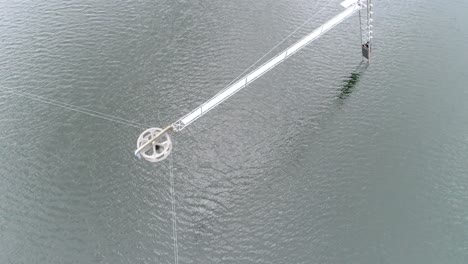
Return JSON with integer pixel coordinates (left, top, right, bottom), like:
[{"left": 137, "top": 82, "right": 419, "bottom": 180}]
[{"left": 172, "top": 3, "right": 363, "bottom": 131}]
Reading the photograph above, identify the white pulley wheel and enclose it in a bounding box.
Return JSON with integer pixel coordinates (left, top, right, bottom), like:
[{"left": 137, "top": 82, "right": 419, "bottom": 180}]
[{"left": 136, "top": 127, "right": 172, "bottom": 162}]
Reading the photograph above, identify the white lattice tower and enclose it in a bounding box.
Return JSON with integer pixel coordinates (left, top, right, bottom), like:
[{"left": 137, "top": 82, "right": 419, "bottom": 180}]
[{"left": 359, "top": 0, "right": 373, "bottom": 61}]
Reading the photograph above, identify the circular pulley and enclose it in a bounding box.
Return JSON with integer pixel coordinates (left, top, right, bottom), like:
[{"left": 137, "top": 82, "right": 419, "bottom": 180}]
[{"left": 136, "top": 127, "right": 172, "bottom": 162}]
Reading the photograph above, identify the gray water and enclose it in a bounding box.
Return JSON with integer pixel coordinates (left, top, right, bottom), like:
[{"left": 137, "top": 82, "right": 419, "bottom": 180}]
[{"left": 1, "top": 0, "right": 467, "bottom": 263}]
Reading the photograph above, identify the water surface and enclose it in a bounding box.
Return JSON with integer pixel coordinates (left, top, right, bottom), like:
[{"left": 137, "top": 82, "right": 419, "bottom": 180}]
[{"left": 1, "top": 0, "right": 467, "bottom": 263}]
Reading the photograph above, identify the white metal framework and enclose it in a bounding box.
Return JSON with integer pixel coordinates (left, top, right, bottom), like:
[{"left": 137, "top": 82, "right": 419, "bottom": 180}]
[
  {"left": 136, "top": 127, "right": 173, "bottom": 162},
  {"left": 359, "top": 0, "right": 373, "bottom": 61},
  {"left": 135, "top": 0, "right": 373, "bottom": 162}
]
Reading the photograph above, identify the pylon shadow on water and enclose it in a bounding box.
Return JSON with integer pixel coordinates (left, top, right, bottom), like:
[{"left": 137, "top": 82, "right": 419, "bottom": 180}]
[{"left": 338, "top": 60, "right": 368, "bottom": 102}]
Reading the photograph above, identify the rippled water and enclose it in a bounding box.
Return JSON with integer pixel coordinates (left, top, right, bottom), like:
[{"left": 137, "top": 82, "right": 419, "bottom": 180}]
[{"left": 1, "top": 0, "right": 467, "bottom": 263}]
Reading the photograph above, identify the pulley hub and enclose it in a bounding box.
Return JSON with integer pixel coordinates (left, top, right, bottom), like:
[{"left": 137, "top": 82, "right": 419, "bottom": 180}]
[{"left": 136, "top": 127, "right": 172, "bottom": 162}]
